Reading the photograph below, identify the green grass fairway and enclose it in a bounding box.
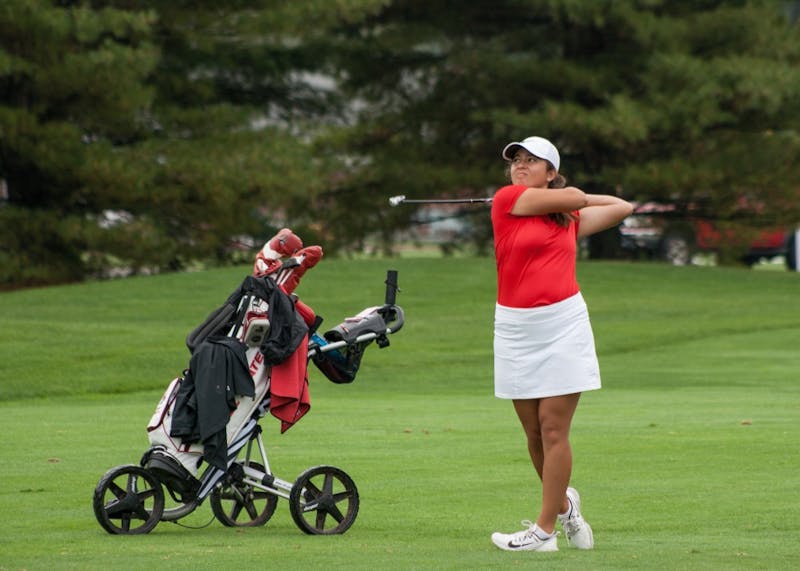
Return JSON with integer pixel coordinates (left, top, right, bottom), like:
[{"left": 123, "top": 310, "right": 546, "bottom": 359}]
[{"left": 1, "top": 258, "right": 799, "bottom": 570}]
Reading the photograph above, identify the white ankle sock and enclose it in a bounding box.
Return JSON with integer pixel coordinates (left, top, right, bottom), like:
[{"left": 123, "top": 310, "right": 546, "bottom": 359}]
[{"left": 532, "top": 524, "right": 555, "bottom": 540}]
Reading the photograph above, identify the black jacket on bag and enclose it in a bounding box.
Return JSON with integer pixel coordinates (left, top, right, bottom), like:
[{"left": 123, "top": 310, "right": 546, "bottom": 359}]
[
  {"left": 172, "top": 275, "right": 309, "bottom": 471},
  {"left": 170, "top": 336, "right": 254, "bottom": 470}
]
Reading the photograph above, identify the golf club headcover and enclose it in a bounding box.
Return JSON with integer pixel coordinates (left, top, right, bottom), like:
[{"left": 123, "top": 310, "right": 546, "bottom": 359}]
[
  {"left": 253, "top": 228, "right": 303, "bottom": 277},
  {"left": 277, "top": 246, "right": 323, "bottom": 294}
]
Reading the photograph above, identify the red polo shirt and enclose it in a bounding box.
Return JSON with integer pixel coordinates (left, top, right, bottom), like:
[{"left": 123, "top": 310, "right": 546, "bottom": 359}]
[{"left": 491, "top": 185, "right": 580, "bottom": 308}]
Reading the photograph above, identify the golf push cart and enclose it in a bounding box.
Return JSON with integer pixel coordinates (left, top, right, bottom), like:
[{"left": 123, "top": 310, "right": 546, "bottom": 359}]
[{"left": 92, "top": 239, "right": 404, "bottom": 536}]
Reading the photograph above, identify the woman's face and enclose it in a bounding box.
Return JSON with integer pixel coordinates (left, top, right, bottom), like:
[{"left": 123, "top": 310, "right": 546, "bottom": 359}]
[{"left": 509, "top": 149, "right": 554, "bottom": 188}]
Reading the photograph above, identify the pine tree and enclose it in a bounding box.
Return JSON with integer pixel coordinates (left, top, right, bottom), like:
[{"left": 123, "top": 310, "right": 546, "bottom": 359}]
[
  {"left": 0, "top": 0, "right": 159, "bottom": 284},
  {"left": 314, "top": 0, "right": 800, "bottom": 257},
  {"left": 1, "top": 0, "right": 386, "bottom": 285}
]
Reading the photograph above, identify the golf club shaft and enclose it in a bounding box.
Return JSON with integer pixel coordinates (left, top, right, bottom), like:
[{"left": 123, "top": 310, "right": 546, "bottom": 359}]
[
  {"left": 389, "top": 194, "right": 492, "bottom": 206},
  {"left": 404, "top": 198, "right": 492, "bottom": 204}
]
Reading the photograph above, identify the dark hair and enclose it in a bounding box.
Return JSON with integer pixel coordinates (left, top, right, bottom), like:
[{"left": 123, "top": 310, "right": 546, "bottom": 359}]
[
  {"left": 504, "top": 162, "right": 576, "bottom": 228},
  {"left": 547, "top": 172, "right": 576, "bottom": 227}
]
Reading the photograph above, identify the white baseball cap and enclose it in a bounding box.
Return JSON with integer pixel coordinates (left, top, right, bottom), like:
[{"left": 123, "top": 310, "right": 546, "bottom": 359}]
[{"left": 502, "top": 136, "right": 560, "bottom": 171}]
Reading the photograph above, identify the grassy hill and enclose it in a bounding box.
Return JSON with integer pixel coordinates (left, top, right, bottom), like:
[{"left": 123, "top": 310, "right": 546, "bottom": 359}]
[{"left": 2, "top": 258, "right": 797, "bottom": 400}]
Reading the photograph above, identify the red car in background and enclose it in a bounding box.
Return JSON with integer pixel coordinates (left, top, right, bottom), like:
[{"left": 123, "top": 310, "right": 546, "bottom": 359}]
[{"left": 619, "top": 201, "right": 797, "bottom": 269}]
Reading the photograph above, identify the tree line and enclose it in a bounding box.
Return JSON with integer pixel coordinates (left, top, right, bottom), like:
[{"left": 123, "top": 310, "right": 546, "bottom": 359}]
[{"left": 2, "top": 0, "right": 799, "bottom": 287}]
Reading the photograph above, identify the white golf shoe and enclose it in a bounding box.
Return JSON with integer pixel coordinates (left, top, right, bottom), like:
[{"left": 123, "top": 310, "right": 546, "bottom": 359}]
[
  {"left": 491, "top": 520, "right": 558, "bottom": 552},
  {"left": 558, "top": 487, "right": 594, "bottom": 549}
]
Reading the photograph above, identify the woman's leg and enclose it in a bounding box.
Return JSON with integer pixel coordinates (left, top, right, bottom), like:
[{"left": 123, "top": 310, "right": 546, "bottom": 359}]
[
  {"left": 513, "top": 394, "right": 581, "bottom": 533},
  {"left": 512, "top": 399, "right": 544, "bottom": 479}
]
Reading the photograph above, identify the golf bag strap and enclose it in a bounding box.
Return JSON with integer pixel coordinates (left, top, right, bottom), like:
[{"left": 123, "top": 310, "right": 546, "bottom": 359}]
[{"left": 185, "top": 302, "right": 237, "bottom": 353}]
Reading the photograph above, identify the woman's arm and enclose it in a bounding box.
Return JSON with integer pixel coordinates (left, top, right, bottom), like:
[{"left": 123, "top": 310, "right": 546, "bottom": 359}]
[
  {"left": 577, "top": 195, "right": 634, "bottom": 238},
  {"left": 511, "top": 186, "right": 588, "bottom": 216}
]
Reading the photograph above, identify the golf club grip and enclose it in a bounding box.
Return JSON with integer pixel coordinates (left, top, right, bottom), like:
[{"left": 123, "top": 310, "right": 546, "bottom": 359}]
[{"left": 384, "top": 270, "right": 399, "bottom": 306}]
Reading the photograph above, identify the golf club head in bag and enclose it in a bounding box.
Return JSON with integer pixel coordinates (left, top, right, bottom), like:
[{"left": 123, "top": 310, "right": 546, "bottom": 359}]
[{"left": 311, "top": 307, "right": 388, "bottom": 384}]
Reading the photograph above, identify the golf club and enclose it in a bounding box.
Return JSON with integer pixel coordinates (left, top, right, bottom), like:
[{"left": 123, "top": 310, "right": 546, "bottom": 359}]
[{"left": 388, "top": 195, "right": 493, "bottom": 207}]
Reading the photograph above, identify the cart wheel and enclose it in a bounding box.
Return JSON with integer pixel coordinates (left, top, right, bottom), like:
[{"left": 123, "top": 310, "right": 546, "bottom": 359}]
[
  {"left": 210, "top": 462, "right": 278, "bottom": 527},
  {"left": 289, "top": 465, "right": 359, "bottom": 535},
  {"left": 93, "top": 464, "right": 165, "bottom": 535}
]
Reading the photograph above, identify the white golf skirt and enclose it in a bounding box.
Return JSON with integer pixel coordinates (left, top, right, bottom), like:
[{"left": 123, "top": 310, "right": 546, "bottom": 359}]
[{"left": 494, "top": 292, "right": 601, "bottom": 399}]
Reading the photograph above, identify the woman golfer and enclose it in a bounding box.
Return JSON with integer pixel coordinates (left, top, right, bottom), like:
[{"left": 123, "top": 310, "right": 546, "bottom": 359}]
[{"left": 490, "top": 136, "right": 632, "bottom": 552}]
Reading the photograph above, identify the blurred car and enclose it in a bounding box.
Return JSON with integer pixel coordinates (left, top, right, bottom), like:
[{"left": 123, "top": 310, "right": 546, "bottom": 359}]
[{"left": 620, "top": 201, "right": 797, "bottom": 269}]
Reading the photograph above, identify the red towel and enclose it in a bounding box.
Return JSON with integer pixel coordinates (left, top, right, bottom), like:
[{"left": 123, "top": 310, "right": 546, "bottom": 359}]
[
  {"left": 269, "top": 335, "right": 311, "bottom": 432},
  {"left": 294, "top": 299, "right": 316, "bottom": 327}
]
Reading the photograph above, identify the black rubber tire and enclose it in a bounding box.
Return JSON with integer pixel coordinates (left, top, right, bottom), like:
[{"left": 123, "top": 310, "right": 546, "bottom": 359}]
[
  {"left": 289, "top": 465, "right": 359, "bottom": 535},
  {"left": 209, "top": 462, "right": 278, "bottom": 527},
  {"left": 93, "top": 464, "right": 165, "bottom": 535}
]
